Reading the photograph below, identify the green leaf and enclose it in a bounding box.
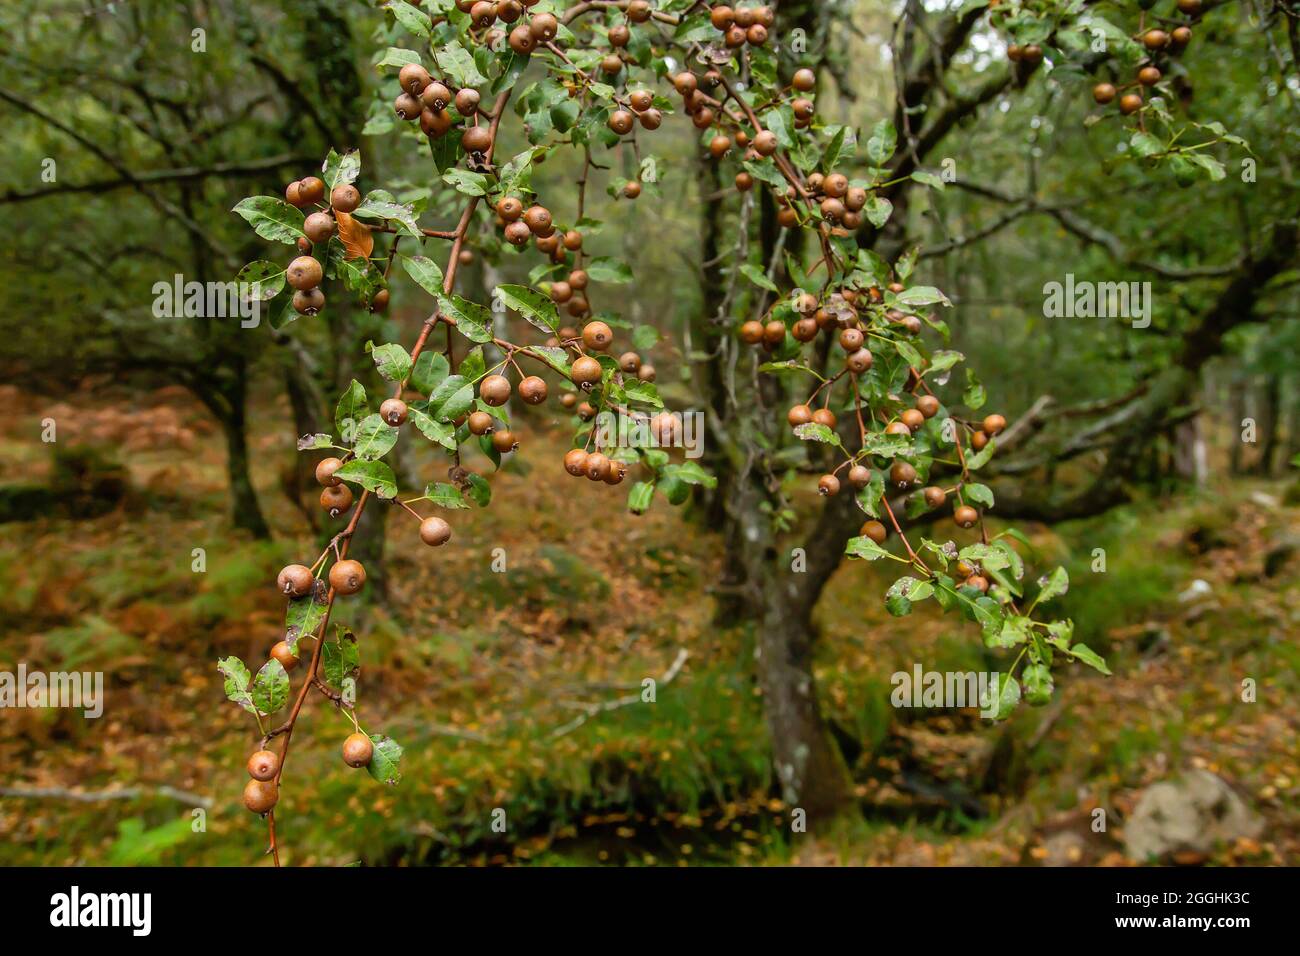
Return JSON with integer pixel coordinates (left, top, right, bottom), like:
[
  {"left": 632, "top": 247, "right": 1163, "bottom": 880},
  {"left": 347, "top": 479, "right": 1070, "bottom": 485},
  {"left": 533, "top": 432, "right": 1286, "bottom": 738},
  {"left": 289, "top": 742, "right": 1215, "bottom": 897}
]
[
  {"left": 673, "top": 11, "right": 716, "bottom": 42},
  {"left": 407, "top": 406, "right": 456, "bottom": 449},
  {"left": 439, "top": 294, "right": 494, "bottom": 343},
  {"left": 297, "top": 433, "right": 334, "bottom": 451},
  {"left": 929, "top": 350, "right": 963, "bottom": 374},
  {"left": 496, "top": 283, "right": 559, "bottom": 334},
  {"left": 911, "top": 170, "right": 945, "bottom": 190},
  {"left": 864, "top": 194, "right": 892, "bottom": 228},
  {"left": 236, "top": 260, "right": 286, "bottom": 300},
  {"left": 1068, "top": 642, "right": 1111, "bottom": 675},
  {"left": 443, "top": 168, "right": 490, "bottom": 196},
  {"left": 351, "top": 414, "right": 399, "bottom": 461},
  {"left": 322, "top": 149, "right": 360, "bottom": 190},
  {"left": 987, "top": 615, "right": 1031, "bottom": 649},
  {"left": 376, "top": 47, "right": 422, "bottom": 70},
  {"left": 1044, "top": 619, "right": 1075, "bottom": 651},
  {"left": 401, "top": 255, "right": 446, "bottom": 298},
  {"left": 821, "top": 125, "right": 849, "bottom": 173},
  {"left": 765, "top": 105, "right": 796, "bottom": 149},
  {"left": 217, "top": 657, "right": 257, "bottom": 715},
  {"left": 861, "top": 432, "right": 912, "bottom": 457},
  {"left": 585, "top": 257, "right": 633, "bottom": 284},
  {"left": 436, "top": 40, "right": 487, "bottom": 87},
  {"left": 232, "top": 196, "right": 305, "bottom": 244},
  {"left": 1022, "top": 663, "right": 1054, "bottom": 706},
  {"left": 866, "top": 118, "right": 897, "bottom": 165},
  {"left": 1186, "top": 151, "right": 1226, "bottom": 181},
  {"left": 322, "top": 627, "right": 360, "bottom": 688},
  {"left": 1036, "top": 566, "right": 1069, "bottom": 605},
  {"left": 895, "top": 285, "right": 951, "bottom": 308},
  {"left": 628, "top": 480, "right": 655, "bottom": 515},
  {"left": 622, "top": 379, "right": 664, "bottom": 409},
  {"left": 740, "top": 263, "right": 780, "bottom": 293},
  {"left": 465, "top": 472, "right": 491, "bottom": 507},
  {"left": 855, "top": 471, "right": 886, "bottom": 518},
  {"left": 980, "top": 673, "right": 1020, "bottom": 720},
  {"left": 387, "top": 0, "right": 431, "bottom": 37},
  {"left": 1130, "top": 131, "right": 1164, "bottom": 158},
  {"left": 742, "top": 158, "right": 788, "bottom": 190},
  {"left": 886, "top": 576, "right": 933, "bottom": 616},
  {"left": 758, "top": 360, "right": 824, "bottom": 379},
  {"left": 411, "top": 351, "right": 450, "bottom": 395},
  {"left": 366, "top": 734, "right": 404, "bottom": 785},
  {"left": 424, "top": 481, "right": 470, "bottom": 509},
  {"left": 527, "top": 345, "right": 571, "bottom": 376},
  {"left": 992, "top": 539, "right": 1024, "bottom": 583},
  {"left": 368, "top": 342, "right": 413, "bottom": 383},
  {"left": 962, "top": 483, "right": 994, "bottom": 510},
  {"left": 846, "top": 536, "right": 890, "bottom": 561},
  {"left": 663, "top": 461, "right": 716, "bottom": 488},
  {"left": 285, "top": 593, "right": 328, "bottom": 648},
  {"left": 335, "top": 380, "right": 368, "bottom": 437},
  {"left": 334, "top": 459, "right": 398, "bottom": 499},
  {"left": 427, "top": 375, "right": 474, "bottom": 422},
  {"left": 252, "top": 658, "right": 290, "bottom": 715},
  {"left": 459, "top": 346, "right": 486, "bottom": 383},
  {"left": 793, "top": 422, "right": 843, "bottom": 448},
  {"left": 354, "top": 191, "right": 421, "bottom": 237},
  {"left": 632, "top": 326, "right": 659, "bottom": 350}
]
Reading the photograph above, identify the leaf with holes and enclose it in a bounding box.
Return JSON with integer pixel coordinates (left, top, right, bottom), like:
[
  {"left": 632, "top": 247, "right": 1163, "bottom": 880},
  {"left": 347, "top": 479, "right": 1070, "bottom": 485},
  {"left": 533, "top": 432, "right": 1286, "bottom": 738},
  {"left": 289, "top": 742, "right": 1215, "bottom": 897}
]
[
  {"left": 351, "top": 414, "right": 399, "bottom": 461},
  {"left": 424, "top": 482, "right": 470, "bottom": 509},
  {"left": 439, "top": 294, "right": 494, "bottom": 343},
  {"left": 217, "top": 658, "right": 257, "bottom": 715},
  {"left": 366, "top": 734, "right": 404, "bottom": 785},
  {"left": 495, "top": 284, "right": 559, "bottom": 334},
  {"left": 368, "top": 342, "right": 412, "bottom": 382},
  {"left": 252, "top": 659, "right": 290, "bottom": 715},
  {"left": 334, "top": 459, "right": 397, "bottom": 499},
  {"left": 793, "top": 422, "right": 843, "bottom": 448}
]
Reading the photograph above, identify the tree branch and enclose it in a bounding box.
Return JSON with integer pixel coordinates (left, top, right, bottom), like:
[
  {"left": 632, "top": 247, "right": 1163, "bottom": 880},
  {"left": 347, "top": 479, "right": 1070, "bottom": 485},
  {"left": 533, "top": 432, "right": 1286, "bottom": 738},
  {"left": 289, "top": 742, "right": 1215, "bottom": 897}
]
[{"left": 0, "top": 153, "right": 314, "bottom": 205}]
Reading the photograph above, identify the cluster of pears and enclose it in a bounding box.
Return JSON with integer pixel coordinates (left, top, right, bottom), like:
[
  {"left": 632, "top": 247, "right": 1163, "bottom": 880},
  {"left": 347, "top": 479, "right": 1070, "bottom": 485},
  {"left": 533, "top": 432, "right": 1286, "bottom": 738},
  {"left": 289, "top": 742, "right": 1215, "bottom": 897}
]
[
  {"left": 494, "top": 195, "right": 584, "bottom": 267},
  {"left": 778, "top": 168, "right": 869, "bottom": 230},
  {"left": 594, "top": 3, "right": 658, "bottom": 80},
  {"left": 607, "top": 88, "right": 665, "bottom": 137},
  {"left": 393, "top": 62, "right": 494, "bottom": 154},
  {"left": 708, "top": 4, "right": 774, "bottom": 47},
  {"left": 281, "top": 173, "right": 375, "bottom": 317},
  {"left": 802, "top": 396, "right": 1007, "bottom": 530},
  {"left": 740, "top": 280, "right": 899, "bottom": 353},
  {"left": 242, "top": 731, "right": 375, "bottom": 815},
  {"left": 1091, "top": 1, "right": 1199, "bottom": 117}
]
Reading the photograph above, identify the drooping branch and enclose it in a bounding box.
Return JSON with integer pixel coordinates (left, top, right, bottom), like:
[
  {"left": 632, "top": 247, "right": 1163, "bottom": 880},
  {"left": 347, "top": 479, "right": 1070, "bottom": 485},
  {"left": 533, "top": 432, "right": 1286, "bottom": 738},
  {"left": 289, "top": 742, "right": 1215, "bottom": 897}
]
[
  {"left": 947, "top": 178, "right": 1246, "bottom": 279},
  {"left": 0, "top": 86, "right": 236, "bottom": 264}
]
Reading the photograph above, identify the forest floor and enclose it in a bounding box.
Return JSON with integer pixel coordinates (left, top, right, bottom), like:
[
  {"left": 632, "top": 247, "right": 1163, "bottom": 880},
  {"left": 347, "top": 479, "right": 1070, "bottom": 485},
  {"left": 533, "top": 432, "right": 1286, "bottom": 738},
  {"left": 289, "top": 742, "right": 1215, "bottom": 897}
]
[{"left": 0, "top": 381, "right": 1296, "bottom": 866}]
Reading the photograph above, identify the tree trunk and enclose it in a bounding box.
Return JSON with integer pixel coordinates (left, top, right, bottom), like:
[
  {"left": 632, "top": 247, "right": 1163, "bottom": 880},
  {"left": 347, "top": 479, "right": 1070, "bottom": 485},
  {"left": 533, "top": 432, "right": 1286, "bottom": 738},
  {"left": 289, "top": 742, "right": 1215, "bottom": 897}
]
[
  {"left": 282, "top": 357, "right": 325, "bottom": 532},
  {"left": 1229, "top": 371, "right": 1247, "bottom": 474},
  {"left": 1257, "top": 372, "right": 1281, "bottom": 475},
  {"left": 731, "top": 464, "right": 857, "bottom": 819},
  {"left": 189, "top": 367, "right": 272, "bottom": 540},
  {"left": 219, "top": 395, "right": 271, "bottom": 540}
]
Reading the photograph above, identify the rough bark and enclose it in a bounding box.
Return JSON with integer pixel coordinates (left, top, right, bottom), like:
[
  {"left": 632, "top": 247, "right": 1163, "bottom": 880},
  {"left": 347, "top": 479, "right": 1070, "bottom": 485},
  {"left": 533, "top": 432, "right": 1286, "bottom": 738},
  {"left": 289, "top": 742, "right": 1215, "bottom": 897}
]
[
  {"left": 729, "top": 438, "right": 857, "bottom": 819},
  {"left": 196, "top": 373, "right": 271, "bottom": 540}
]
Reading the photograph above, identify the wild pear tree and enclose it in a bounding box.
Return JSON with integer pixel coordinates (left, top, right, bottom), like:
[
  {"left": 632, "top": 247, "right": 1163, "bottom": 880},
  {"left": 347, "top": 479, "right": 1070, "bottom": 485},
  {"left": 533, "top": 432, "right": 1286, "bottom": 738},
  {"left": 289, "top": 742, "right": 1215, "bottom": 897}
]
[{"left": 218, "top": 0, "right": 1138, "bottom": 860}]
